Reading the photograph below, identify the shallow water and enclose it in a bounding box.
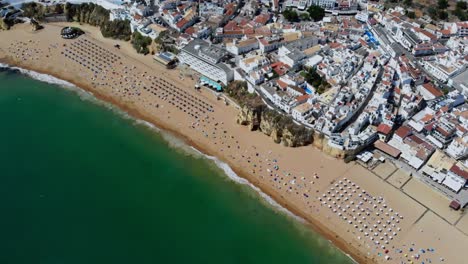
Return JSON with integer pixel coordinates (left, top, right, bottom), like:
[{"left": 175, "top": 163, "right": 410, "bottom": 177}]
[{"left": 0, "top": 70, "right": 354, "bottom": 264}]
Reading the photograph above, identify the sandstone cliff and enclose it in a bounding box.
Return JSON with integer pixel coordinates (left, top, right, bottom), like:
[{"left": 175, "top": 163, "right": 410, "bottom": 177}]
[{"left": 236, "top": 105, "right": 314, "bottom": 147}]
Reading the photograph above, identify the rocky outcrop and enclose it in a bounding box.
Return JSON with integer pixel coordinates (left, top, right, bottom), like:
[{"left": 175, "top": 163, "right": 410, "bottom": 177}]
[
  {"left": 30, "top": 19, "right": 43, "bottom": 31},
  {"left": 312, "top": 133, "right": 358, "bottom": 160},
  {"left": 236, "top": 105, "right": 261, "bottom": 131},
  {"left": 229, "top": 81, "right": 313, "bottom": 148},
  {"left": 0, "top": 17, "right": 13, "bottom": 30},
  {"left": 237, "top": 105, "right": 313, "bottom": 147}
]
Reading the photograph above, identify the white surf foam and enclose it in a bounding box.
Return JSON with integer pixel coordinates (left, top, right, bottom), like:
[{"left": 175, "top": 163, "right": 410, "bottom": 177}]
[
  {"left": 189, "top": 146, "right": 306, "bottom": 223},
  {"left": 1, "top": 63, "right": 355, "bottom": 262},
  {"left": 1, "top": 62, "right": 75, "bottom": 88},
  {"left": 1, "top": 61, "right": 305, "bottom": 221},
  {"left": 0, "top": 62, "right": 136, "bottom": 120}
]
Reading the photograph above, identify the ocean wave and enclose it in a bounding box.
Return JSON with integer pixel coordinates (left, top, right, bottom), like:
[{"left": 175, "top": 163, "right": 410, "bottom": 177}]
[
  {"left": 189, "top": 146, "right": 306, "bottom": 224},
  {"left": 1, "top": 61, "right": 305, "bottom": 222},
  {"left": 0, "top": 63, "right": 355, "bottom": 262},
  {"left": 0, "top": 62, "right": 136, "bottom": 120},
  {"left": 3, "top": 62, "right": 311, "bottom": 222},
  {"left": 1, "top": 62, "right": 76, "bottom": 89}
]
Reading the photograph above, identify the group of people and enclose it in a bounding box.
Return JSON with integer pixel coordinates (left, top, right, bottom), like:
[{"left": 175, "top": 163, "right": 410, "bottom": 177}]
[{"left": 7, "top": 40, "right": 52, "bottom": 62}]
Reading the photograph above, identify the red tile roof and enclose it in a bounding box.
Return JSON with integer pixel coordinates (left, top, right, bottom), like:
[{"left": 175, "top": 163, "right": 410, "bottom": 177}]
[
  {"left": 374, "top": 140, "right": 401, "bottom": 158},
  {"left": 276, "top": 79, "right": 288, "bottom": 90},
  {"left": 421, "top": 83, "right": 443, "bottom": 98},
  {"left": 253, "top": 14, "right": 270, "bottom": 25},
  {"left": 377, "top": 123, "right": 392, "bottom": 135},
  {"left": 176, "top": 18, "right": 188, "bottom": 29},
  {"left": 395, "top": 126, "right": 412, "bottom": 139},
  {"left": 185, "top": 26, "right": 195, "bottom": 35},
  {"left": 424, "top": 122, "right": 435, "bottom": 132},
  {"left": 450, "top": 165, "right": 468, "bottom": 180},
  {"left": 329, "top": 42, "right": 342, "bottom": 49},
  {"left": 295, "top": 94, "right": 310, "bottom": 102}
]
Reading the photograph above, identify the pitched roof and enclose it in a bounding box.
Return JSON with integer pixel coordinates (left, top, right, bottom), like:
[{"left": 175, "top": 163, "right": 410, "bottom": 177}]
[
  {"left": 377, "top": 123, "right": 392, "bottom": 135},
  {"left": 374, "top": 140, "right": 401, "bottom": 158},
  {"left": 421, "top": 83, "right": 443, "bottom": 98},
  {"left": 450, "top": 165, "right": 468, "bottom": 180},
  {"left": 295, "top": 94, "right": 310, "bottom": 102},
  {"left": 395, "top": 125, "right": 412, "bottom": 139},
  {"left": 176, "top": 18, "right": 188, "bottom": 29},
  {"left": 276, "top": 79, "right": 288, "bottom": 89}
]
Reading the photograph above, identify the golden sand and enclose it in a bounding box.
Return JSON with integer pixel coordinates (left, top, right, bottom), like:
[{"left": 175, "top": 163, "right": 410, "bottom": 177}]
[{"left": 1, "top": 23, "right": 467, "bottom": 264}]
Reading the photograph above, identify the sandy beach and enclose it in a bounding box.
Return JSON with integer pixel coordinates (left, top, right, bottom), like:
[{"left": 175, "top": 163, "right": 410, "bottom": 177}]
[{"left": 1, "top": 23, "right": 467, "bottom": 264}]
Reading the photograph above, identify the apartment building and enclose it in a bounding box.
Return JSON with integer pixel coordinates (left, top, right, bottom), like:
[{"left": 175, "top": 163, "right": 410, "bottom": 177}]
[{"left": 178, "top": 39, "right": 233, "bottom": 85}]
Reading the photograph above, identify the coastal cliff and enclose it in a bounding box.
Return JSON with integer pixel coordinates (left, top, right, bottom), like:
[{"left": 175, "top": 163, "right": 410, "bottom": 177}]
[
  {"left": 229, "top": 81, "right": 313, "bottom": 148},
  {"left": 0, "top": 18, "right": 12, "bottom": 30},
  {"left": 235, "top": 104, "right": 314, "bottom": 147},
  {"left": 230, "top": 82, "right": 355, "bottom": 155}
]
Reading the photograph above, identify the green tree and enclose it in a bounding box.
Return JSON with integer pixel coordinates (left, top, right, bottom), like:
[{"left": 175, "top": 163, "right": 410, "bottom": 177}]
[
  {"left": 403, "top": 0, "right": 413, "bottom": 7},
  {"left": 101, "top": 19, "right": 132, "bottom": 40},
  {"left": 438, "top": 10, "right": 448, "bottom": 20},
  {"left": 406, "top": 11, "right": 416, "bottom": 19},
  {"left": 438, "top": 0, "right": 449, "bottom": 9},
  {"left": 283, "top": 8, "right": 299, "bottom": 22},
  {"left": 299, "top": 12, "right": 310, "bottom": 21},
  {"left": 456, "top": 1, "right": 467, "bottom": 10},
  {"left": 453, "top": 1, "right": 468, "bottom": 20},
  {"left": 303, "top": 68, "right": 330, "bottom": 94},
  {"left": 131, "top": 31, "right": 152, "bottom": 55},
  {"left": 427, "top": 7, "right": 438, "bottom": 19},
  {"left": 307, "top": 5, "right": 325, "bottom": 21},
  {"left": 22, "top": 2, "right": 46, "bottom": 20}
]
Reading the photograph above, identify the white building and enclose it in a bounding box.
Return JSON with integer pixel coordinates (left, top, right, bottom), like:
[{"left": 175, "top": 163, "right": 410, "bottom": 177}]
[
  {"left": 310, "top": 0, "right": 336, "bottom": 9},
  {"left": 447, "top": 136, "right": 468, "bottom": 160},
  {"left": 422, "top": 56, "right": 466, "bottom": 83},
  {"left": 239, "top": 55, "right": 269, "bottom": 73},
  {"left": 225, "top": 38, "right": 259, "bottom": 55},
  {"left": 442, "top": 164, "right": 468, "bottom": 193},
  {"left": 292, "top": 102, "right": 314, "bottom": 123},
  {"left": 178, "top": 39, "right": 233, "bottom": 85}
]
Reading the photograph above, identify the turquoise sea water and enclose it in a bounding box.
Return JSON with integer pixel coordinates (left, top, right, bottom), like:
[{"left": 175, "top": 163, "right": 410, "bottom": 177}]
[{"left": 0, "top": 69, "right": 354, "bottom": 264}]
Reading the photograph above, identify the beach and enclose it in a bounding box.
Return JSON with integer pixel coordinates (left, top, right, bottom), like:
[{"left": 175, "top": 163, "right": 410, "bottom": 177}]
[
  {"left": 1, "top": 23, "right": 467, "bottom": 264},
  {"left": 0, "top": 70, "right": 358, "bottom": 264}
]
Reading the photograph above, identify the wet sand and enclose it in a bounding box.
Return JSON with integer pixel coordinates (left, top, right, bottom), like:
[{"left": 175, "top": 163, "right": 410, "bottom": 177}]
[{"left": 1, "top": 22, "right": 466, "bottom": 264}]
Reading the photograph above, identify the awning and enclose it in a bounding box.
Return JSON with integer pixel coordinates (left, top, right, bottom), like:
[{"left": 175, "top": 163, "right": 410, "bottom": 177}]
[{"left": 200, "top": 76, "right": 222, "bottom": 91}]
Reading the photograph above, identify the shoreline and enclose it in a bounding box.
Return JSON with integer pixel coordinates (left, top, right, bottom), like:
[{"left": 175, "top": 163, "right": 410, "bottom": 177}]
[
  {"left": 5, "top": 22, "right": 466, "bottom": 264},
  {"left": 0, "top": 60, "right": 364, "bottom": 264}
]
